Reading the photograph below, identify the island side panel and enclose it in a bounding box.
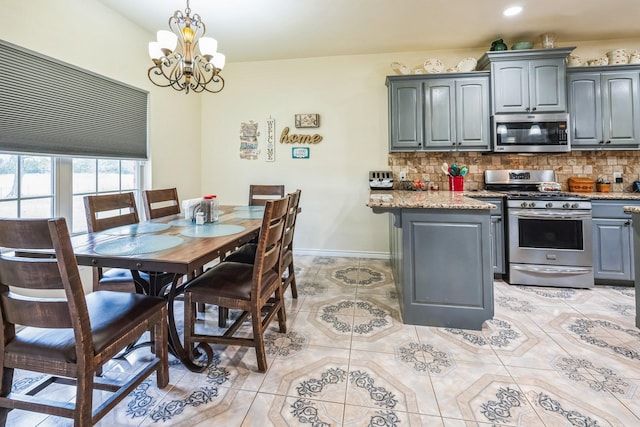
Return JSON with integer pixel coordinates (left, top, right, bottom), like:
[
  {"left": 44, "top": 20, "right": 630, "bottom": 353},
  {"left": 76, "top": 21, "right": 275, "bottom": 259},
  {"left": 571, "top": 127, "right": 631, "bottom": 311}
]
[
  {"left": 401, "top": 208, "right": 494, "bottom": 330},
  {"left": 388, "top": 211, "right": 404, "bottom": 319}
]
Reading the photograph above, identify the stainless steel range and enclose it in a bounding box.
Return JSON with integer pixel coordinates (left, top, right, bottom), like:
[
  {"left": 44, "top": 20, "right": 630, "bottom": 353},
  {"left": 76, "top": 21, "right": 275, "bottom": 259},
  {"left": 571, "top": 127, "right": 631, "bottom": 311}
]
[{"left": 485, "top": 170, "right": 594, "bottom": 288}]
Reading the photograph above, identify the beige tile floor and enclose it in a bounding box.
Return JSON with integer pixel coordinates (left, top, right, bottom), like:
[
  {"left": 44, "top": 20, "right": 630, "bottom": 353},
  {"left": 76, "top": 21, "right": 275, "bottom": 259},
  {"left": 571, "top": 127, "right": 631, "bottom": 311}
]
[{"left": 6, "top": 255, "right": 640, "bottom": 426}]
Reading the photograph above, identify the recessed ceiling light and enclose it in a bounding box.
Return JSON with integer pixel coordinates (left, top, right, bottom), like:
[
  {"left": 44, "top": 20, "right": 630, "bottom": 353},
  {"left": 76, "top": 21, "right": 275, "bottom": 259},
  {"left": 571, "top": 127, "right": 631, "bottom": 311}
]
[{"left": 503, "top": 6, "right": 523, "bottom": 16}]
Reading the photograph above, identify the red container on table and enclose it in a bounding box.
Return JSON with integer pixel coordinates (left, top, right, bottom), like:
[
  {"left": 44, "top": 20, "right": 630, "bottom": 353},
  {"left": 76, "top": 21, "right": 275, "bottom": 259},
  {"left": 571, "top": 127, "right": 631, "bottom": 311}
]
[{"left": 449, "top": 176, "right": 464, "bottom": 191}]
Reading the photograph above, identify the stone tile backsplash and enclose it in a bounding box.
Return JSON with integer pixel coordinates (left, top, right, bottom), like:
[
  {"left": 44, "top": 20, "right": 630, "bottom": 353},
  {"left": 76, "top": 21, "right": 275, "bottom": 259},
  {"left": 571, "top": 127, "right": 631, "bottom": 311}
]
[{"left": 389, "top": 151, "right": 640, "bottom": 192}]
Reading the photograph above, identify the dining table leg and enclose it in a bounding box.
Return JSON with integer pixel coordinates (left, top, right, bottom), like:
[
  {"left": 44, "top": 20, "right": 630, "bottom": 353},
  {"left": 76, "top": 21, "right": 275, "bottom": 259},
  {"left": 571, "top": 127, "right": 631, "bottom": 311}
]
[{"left": 130, "top": 270, "right": 213, "bottom": 373}]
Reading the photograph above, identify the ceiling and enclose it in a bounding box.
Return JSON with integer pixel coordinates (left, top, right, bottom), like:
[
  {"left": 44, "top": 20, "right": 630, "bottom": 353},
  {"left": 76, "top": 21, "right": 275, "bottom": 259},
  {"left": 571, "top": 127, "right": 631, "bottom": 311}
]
[{"left": 97, "top": 0, "right": 640, "bottom": 63}]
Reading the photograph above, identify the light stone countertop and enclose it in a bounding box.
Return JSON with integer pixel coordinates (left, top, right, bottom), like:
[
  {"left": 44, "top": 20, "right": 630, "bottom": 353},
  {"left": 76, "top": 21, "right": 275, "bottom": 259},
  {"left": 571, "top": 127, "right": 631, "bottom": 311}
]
[
  {"left": 368, "top": 190, "right": 640, "bottom": 211},
  {"left": 568, "top": 191, "right": 640, "bottom": 200},
  {"left": 368, "top": 190, "right": 496, "bottom": 210}
]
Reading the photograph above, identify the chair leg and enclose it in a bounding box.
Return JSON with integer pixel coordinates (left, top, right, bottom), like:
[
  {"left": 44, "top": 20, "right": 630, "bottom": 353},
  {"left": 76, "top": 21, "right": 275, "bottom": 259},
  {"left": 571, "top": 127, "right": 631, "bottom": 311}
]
[
  {"left": 288, "top": 263, "right": 298, "bottom": 299},
  {"left": 251, "top": 306, "right": 268, "bottom": 373},
  {"left": 153, "top": 311, "right": 169, "bottom": 388},
  {"left": 0, "top": 367, "right": 14, "bottom": 424},
  {"left": 74, "top": 369, "right": 94, "bottom": 426},
  {"left": 276, "top": 286, "right": 287, "bottom": 333},
  {"left": 218, "top": 307, "right": 229, "bottom": 327}
]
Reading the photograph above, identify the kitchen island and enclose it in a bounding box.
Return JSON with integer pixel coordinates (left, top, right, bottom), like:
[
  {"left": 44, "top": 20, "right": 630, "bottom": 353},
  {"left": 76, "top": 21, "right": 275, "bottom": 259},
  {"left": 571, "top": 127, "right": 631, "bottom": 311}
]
[{"left": 368, "top": 190, "right": 496, "bottom": 330}]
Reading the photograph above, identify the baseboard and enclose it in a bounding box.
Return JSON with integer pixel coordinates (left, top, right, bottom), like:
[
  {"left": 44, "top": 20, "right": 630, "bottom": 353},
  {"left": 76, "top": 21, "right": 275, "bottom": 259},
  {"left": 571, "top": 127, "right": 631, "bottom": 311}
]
[{"left": 293, "top": 248, "right": 390, "bottom": 259}]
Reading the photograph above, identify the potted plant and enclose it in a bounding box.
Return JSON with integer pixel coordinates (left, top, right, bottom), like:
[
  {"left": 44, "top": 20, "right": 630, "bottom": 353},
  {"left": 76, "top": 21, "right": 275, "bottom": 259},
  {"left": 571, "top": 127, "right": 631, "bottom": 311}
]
[{"left": 596, "top": 176, "right": 611, "bottom": 193}]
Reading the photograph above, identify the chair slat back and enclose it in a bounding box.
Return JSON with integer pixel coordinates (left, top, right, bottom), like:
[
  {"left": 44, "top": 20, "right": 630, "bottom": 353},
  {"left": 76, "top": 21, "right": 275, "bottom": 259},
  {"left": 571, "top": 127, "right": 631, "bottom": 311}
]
[
  {"left": 252, "top": 197, "right": 289, "bottom": 291},
  {"left": 282, "top": 189, "right": 301, "bottom": 251},
  {"left": 249, "top": 185, "right": 285, "bottom": 206},
  {"left": 84, "top": 192, "right": 139, "bottom": 232},
  {"left": 143, "top": 188, "right": 180, "bottom": 220},
  {"left": 0, "top": 218, "right": 88, "bottom": 332}
]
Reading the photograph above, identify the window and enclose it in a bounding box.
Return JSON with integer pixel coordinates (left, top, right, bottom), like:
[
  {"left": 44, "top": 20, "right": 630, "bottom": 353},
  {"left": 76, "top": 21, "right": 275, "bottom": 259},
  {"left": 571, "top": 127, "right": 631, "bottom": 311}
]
[{"left": 0, "top": 154, "right": 143, "bottom": 234}]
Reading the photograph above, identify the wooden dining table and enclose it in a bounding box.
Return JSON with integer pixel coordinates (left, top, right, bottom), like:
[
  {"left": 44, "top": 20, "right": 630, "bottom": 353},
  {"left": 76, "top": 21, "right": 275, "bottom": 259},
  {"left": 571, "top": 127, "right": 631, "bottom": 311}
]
[{"left": 70, "top": 205, "right": 265, "bottom": 372}]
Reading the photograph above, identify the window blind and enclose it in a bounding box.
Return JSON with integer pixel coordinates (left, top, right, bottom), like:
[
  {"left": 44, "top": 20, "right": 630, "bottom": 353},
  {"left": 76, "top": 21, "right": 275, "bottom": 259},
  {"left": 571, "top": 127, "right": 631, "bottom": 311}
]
[{"left": 0, "top": 40, "right": 148, "bottom": 160}]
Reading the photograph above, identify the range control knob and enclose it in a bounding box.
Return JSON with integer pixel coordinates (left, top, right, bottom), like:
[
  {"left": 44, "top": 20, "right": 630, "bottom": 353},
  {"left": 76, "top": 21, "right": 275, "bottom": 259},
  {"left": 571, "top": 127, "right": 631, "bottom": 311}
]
[
  {"left": 545, "top": 202, "right": 553, "bottom": 208},
  {"left": 571, "top": 203, "right": 580, "bottom": 209},
  {"left": 528, "top": 202, "right": 536, "bottom": 208},
  {"left": 562, "top": 203, "right": 571, "bottom": 209},
  {"left": 521, "top": 202, "right": 528, "bottom": 208}
]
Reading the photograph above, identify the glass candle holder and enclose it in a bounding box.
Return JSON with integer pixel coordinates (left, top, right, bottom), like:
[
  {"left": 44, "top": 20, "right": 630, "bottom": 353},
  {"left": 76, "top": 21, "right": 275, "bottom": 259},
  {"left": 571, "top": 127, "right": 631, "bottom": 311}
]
[{"left": 541, "top": 33, "right": 556, "bottom": 49}]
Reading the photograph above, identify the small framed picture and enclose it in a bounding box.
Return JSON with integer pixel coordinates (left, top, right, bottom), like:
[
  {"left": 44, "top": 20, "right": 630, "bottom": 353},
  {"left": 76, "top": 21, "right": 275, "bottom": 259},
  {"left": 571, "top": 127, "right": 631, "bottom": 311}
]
[
  {"left": 292, "top": 147, "right": 310, "bottom": 159},
  {"left": 295, "top": 113, "right": 320, "bottom": 128}
]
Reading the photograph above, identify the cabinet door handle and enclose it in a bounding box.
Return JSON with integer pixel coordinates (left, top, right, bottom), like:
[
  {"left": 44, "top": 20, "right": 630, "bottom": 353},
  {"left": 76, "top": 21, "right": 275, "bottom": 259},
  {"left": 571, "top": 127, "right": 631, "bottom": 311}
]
[
  {"left": 531, "top": 107, "right": 537, "bottom": 112},
  {"left": 525, "top": 107, "right": 530, "bottom": 112},
  {"left": 605, "top": 140, "right": 611, "bottom": 144},
  {"left": 625, "top": 220, "right": 631, "bottom": 226},
  {"left": 599, "top": 140, "right": 605, "bottom": 144}
]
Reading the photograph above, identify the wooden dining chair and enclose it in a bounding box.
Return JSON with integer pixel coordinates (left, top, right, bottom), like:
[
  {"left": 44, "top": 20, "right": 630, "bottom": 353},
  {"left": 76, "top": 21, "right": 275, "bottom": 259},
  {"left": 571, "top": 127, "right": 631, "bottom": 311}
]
[
  {"left": 142, "top": 187, "right": 180, "bottom": 220},
  {"left": 84, "top": 192, "right": 140, "bottom": 293},
  {"left": 224, "top": 189, "right": 302, "bottom": 298},
  {"left": 248, "top": 184, "right": 285, "bottom": 206},
  {"left": 83, "top": 192, "right": 174, "bottom": 295},
  {"left": 0, "top": 217, "right": 169, "bottom": 426},
  {"left": 183, "top": 196, "right": 290, "bottom": 372}
]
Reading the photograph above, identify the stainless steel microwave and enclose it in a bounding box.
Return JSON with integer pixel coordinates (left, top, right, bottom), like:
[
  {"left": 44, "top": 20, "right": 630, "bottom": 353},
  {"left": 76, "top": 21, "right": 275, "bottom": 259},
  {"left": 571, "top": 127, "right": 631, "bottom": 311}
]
[{"left": 492, "top": 113, "right": 570, "bottom": 153}]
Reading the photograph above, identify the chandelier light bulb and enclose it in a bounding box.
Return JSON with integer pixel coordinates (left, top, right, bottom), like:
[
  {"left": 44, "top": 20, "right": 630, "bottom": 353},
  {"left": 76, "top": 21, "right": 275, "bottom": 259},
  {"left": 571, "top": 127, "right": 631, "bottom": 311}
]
[
  {"left": 198, "top": 37, "right": 218, "bottom": 56},
  {"left": 211, "top": 53, "right": 226, "bottom": 70},
  {"left": 148, "top": 42, "right": 163, "bottom": 59},
  {"left": 157, "top": 30, "right": 177, "bottom": 51}
]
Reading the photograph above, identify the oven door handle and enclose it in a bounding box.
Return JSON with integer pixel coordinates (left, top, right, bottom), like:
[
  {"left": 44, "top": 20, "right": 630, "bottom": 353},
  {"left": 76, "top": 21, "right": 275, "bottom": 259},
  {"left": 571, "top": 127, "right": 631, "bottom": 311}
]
[
  {"left": 511, "top": 265, "right": 593, "bottom": 275},
  {"left": 509, "top": 210, "right": 592, "bottom": 220}
]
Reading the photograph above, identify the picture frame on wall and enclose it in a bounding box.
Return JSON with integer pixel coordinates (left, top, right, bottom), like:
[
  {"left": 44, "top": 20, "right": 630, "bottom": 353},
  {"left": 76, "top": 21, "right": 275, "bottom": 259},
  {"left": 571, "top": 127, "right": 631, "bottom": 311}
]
[
  {"left": 292, "top": 147, "right": 310, "bottom": 159},
  {"left": 295, "top": 113, "right": 320, "bottom": 128}
]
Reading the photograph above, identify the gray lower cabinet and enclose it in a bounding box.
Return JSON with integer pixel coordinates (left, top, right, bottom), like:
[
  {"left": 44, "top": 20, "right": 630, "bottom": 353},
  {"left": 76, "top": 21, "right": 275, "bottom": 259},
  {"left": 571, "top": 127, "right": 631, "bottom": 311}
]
[
  {"left": 592, "top": 200, "right": 640, "bottom": 282},
  {"left": 391, "top": 208, "right": 494, "bottom": 330},
  {"left": 473, "top": 197, "right": 505, "bottom": 275},
  {"left": 568, "top": 67, "right": 640, "bottom": 150},
  {"left": 386, "top": 73, "right": 490, "bottom": 152}
]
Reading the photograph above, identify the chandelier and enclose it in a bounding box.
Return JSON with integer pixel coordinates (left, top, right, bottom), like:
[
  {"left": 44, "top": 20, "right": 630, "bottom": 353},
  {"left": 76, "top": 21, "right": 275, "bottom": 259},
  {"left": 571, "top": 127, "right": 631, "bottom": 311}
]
[{"left": 147, "top": 0, "right": 225, "bottom": 94}]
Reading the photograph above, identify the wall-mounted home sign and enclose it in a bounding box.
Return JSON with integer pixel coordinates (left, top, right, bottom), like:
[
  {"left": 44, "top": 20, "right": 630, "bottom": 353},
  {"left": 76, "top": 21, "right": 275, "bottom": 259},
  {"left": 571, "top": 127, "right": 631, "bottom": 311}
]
[
  {"left": 280, "top": 127, "right": 323, "bottom": 144},
  {"left": 292, "top": 147, "right": 310, "bottom": 159},
  {"left": 295, "top": 113, "right": 319, "bottom": 128}
]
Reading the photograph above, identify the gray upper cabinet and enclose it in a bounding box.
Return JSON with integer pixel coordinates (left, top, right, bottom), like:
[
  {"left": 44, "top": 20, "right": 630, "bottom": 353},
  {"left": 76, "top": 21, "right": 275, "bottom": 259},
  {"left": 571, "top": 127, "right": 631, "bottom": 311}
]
[
  {"left": 387, "top": 73, "right": 490, "bottom": 152},
  {"left": 477, "top": 47, "right": 574, "bottom": 114},
  {"left": 491, "top": 59, "right": 566, "bottom": 113},
  {"left": 567, "top": 67, "right": 640, "bottom": 150},
  {"left": 387, "top": 77, "right": 423, "bottom": 150}
]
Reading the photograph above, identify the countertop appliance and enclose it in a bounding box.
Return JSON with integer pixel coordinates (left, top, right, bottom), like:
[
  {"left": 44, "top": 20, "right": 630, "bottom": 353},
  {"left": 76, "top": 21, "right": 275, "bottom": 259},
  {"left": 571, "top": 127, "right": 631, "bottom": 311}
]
[
  {"left": 485, "top": 169, "right": 594, "bottom": 288},
  {"left": 369, "top": 171, "right": 393, "bottom": 190},
  {"left": 492, "top": 113, "right": 570, "bottom": 153}
]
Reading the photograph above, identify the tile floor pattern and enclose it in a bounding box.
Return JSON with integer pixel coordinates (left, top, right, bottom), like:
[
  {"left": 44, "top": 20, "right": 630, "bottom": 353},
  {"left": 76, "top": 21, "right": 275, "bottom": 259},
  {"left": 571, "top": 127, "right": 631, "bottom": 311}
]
[{"left": 6, "top": 256, "right": 640, "bottom": 426}]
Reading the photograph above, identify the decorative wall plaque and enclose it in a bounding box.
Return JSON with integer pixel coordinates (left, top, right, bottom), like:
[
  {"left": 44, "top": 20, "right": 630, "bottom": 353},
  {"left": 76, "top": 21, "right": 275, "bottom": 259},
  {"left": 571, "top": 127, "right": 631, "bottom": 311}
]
[
  {"left": 294, "top": 113, "right": 320, "bottom": 128},
  {"left": 239, "top": 120, "right": 260, "bottom": 160}
]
